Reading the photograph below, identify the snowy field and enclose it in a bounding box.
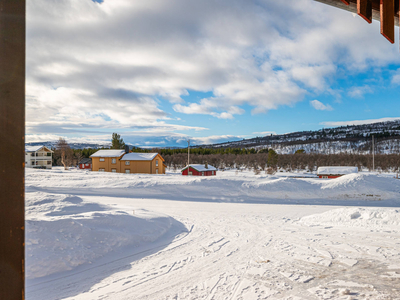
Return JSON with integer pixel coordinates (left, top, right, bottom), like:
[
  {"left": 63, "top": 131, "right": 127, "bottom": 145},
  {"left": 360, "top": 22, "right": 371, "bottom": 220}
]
[{"left": 25, "top": 168, "right": 400, "bottom": 299}]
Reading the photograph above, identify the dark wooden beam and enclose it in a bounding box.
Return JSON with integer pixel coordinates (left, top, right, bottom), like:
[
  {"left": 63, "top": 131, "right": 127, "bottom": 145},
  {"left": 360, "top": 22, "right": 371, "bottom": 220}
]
[
  {"left": 0, "top": 0, "right": 26, "bottom": 300},
  {"left": 358, "top": 0, "right": 373, "bottom": 23},
  {"left": 381, "top": 0, "right": 395, "bottom": 43},
  {"left": 315, "top": 0, "right": 399, "bottom": 26}
]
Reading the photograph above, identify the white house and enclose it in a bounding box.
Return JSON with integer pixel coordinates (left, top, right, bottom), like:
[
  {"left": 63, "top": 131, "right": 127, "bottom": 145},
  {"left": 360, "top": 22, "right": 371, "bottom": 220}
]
[{"left": 25, "top": 146, "right": 53, "bottom": 169}]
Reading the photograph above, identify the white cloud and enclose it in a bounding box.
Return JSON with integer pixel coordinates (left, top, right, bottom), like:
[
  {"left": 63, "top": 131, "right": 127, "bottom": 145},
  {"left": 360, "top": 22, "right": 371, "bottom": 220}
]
[
  {"left": 26, "top": 0, "right": 400, "bottom": 143},
  {"left": 392, "top": 68, "right": 400, "bottom": 85},
  {"left": 173, "top": 99, "right": 244, "bottom": 119},
  {"left": 347, "top": 85, "right": 373, "bottom": 98},
  {"left": 252, "top": 131, "right": 276, "bottom": 136},
  {"left": 188, "top": 135, "right": 244, "bottom": 146},
  {"left": 310, "top": 100, "right": 333, "bottom": 111},
  {"left": 321, "top": 117, "right": 400, "bottom": 127}
]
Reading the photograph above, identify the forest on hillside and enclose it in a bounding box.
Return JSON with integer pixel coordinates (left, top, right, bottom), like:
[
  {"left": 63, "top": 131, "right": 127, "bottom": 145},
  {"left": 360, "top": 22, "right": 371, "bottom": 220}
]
[
  {"left": 161, "top": 152, "right": 400, "bottom": 173},
  {"left": 51, "top": 136, "right": 400, "bottom": 173}
]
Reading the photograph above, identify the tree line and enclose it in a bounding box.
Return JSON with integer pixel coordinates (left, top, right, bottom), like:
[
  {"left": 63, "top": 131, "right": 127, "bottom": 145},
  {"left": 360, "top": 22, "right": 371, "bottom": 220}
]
[
  {"left": 161, "top": 152, "right": 400, "bottom": 173},
  {"left": 52, "top": 133, "right": 400, "bottom": 173}
]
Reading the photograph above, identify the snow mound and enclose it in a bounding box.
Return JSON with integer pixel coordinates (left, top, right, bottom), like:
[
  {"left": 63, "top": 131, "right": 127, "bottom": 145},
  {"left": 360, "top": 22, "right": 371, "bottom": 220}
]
[
  {"left": 25, "top": 192, "right": 173, "bottom": 279},
  {"left": 25, "top": 168, "right": 400, "bottom": 203},
  {"left": 300, "top": 207, "right": 400, "bottom": 229}
]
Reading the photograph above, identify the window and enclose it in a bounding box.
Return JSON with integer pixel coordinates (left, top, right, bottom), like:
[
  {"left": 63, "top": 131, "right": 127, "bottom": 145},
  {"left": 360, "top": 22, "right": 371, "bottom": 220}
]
[
  {"left": 31, "top": 161, "right": 34, "bottom": 165},
  {"left": 99, "top": 158, "right": 105, "bottom": 162},
  {"left": 47, "top": 161, "right": 51, "bottom": 165},
  {"left": 188, "top": 171, "right": 192, "bottom": 175},
  {"left": 125, "top": 161, "right": 130, "bottom": 166},
  {"left": 156, "top": 169, "right": 158, "bottom": 174},
  {"left": 111, "top": 168, "right": 116, "bottom": 172},
  {"left": 99, "top": 168, "right": 105, "bottom": 172},
  {"left": 125, "top": 169, "right": 130, "bottom": 174},
  {"left": 156, "top": 160, "right": 159, "bottom": 167},
  {"left": 202, "top": 172, "right": 204, "bottom": 176},
  {"left": 112, "top": 158, "right": 116, "bottom": 164}
]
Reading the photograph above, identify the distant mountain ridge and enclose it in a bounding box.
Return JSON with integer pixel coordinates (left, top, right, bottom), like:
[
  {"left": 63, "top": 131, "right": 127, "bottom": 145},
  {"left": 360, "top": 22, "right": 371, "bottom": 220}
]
[
  {"left": 196, "top": 120, "right": 400, "bottom": 154},
  {"left": 25, "top": 141, "right": 111, "bottom": 150},
  {"left": 26, "top": 120, "right": 400, "bottom": 154}
]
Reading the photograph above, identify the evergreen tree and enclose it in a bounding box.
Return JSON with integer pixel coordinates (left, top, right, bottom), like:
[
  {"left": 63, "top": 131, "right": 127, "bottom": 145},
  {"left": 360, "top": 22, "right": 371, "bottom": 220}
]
[
  {"left": 111, "top": 133, "right": 125, "bottom": 149},
  {"left": 267, "top": 149, "right": 278, "bottom": 169}
]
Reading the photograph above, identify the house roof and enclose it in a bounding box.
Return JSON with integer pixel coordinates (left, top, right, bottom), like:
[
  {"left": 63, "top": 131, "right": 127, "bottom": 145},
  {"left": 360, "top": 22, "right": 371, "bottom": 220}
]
[
  {"left": 25, "top": 145, "right": 53, "bottom": 153},
  {"left": 90, "top": 150, "right": 126, "bottom": 158},
  {"left": 78, "top": 158, "right": 92, "bottom": 164},
  {"left": 181, "top": 164, "right": 217, "bottom": 172},
  {"left": 120, "top": 153, "right": 161, "bottom": 161},
  {"left": 317, "top": 166, "right": 358, "bottom": 175}
]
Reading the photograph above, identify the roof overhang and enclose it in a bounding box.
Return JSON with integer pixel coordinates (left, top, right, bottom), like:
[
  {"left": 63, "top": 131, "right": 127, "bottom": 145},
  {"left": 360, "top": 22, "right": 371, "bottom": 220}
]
[{"left": 315, "top": 0, "right": 399, "bottom": 43}]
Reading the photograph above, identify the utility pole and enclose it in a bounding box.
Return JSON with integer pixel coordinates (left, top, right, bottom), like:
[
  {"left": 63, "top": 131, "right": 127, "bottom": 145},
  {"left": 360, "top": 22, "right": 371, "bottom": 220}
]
[
  {"left": 372, "top": 135, "right": 375, "bottom": 173},
  {"left": 187, "top": 139, "right": 190, "bottom": 174}
]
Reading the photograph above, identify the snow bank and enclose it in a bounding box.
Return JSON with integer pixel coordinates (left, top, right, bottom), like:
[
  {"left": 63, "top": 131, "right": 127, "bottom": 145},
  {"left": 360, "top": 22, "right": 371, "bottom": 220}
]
[
  {"left": 300, "top": 207, "right": 400, "bottom": 229},
  {"left": 25, "top": 192, "right": 173, "bottom": 279},
  {"left": 25, "top": 168, "right": 400, "bottom": 204},
  {"left": 317, "top": 166, "right": 358, "bottom": 175}
]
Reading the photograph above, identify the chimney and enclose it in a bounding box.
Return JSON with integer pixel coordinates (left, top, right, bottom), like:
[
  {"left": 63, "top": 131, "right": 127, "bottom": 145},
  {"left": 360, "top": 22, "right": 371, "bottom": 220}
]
[
  {"left": 205, "top": 161, "right": 208, "bottom": 169},
  {"left": 125, "top": 145, "right": 130, "bottom": 153}
]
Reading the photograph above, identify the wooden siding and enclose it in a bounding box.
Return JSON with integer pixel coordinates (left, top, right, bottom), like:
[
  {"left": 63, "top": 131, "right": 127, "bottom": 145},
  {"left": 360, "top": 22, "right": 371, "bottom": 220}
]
[
  {"left": 91, "top": 155, "right": 124, "bottom": 172},
  {"left": 182, "top": 167, "right": 216, "bottom": 176},
  {"left": 122, "top": 154, "right": 165, "bottom": 174},
  {"left": 92, "top": 153, "right": 165, "bottom": 174}
]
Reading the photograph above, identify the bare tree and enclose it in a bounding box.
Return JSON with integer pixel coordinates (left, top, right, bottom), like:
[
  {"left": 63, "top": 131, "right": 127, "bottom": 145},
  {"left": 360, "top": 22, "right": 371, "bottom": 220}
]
[{"left": 55, "top": 138, "right": 73, "bottom": 170}]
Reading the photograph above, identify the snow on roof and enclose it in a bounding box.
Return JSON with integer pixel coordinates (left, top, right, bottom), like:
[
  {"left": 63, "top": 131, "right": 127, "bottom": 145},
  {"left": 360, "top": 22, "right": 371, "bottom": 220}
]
[
  {"left": 317, "top": 166, "right": 358, "bottom": 175},
  {"left": 78, "top": 158, "right": 92, "bottom": 164},
  {"left": 25, "top": 145, "right": 53, "bottom": 153},
  {"left": 90, "top": 150, "right": 126, "bottom": 158},
  {"left": 181, "top": 164, "right": 217, "bottom": 172},
  {"left": 120, "top": 153, "right": 160, "bottom": 161}
]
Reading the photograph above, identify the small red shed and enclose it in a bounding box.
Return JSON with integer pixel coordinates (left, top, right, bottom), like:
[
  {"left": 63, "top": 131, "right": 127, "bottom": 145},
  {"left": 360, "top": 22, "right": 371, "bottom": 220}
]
[
  {"left": 181, "top": 164, "right": 217, "bottom": 176},
  {"left": 78, "top": 158, "right": 92, "bottom": 170},
  {"left": 317, "top": 166, "right": 358, "bottom": 179}
]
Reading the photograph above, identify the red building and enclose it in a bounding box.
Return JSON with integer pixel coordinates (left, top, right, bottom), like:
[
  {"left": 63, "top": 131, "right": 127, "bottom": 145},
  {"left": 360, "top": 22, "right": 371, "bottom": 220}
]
[
  {"left": 317, "top": 166, "right": 358, "bottom": 179},
  {"left": 78, "top": 158, "right": 92, "bottom": 170},
  {"left": 181, "top": 164, "right": 217, "bottom": 176}
]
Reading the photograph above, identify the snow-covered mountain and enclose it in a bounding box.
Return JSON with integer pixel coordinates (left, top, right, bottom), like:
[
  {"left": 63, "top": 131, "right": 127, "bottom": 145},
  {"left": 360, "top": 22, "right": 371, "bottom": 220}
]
[
  {"left": 198, "top": 120, "right": 400, "bottom": 154},
  {"left": 26, "top": 120, "right": 400, "bottom": 154},
  {"left": 25, "top": 141, "right": 111, "bottom": 150}
]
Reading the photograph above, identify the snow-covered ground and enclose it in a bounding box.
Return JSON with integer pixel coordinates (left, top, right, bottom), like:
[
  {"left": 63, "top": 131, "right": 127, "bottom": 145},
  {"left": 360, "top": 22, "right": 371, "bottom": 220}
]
[{"left": 25, "top": 168, "right": 400, "bottom": 299}]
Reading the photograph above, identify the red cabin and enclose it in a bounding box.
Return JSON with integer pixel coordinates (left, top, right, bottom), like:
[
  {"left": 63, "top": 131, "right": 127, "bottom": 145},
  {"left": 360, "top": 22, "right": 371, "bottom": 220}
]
[
  {"left": 181, "top": 164, "right": 217, "bottom": 176},
  {"left": 317, "top": 166, "right": 358, "bottom": 179},
  {"left": 78, "top": 158, "right": 92, "bottom": 170}
]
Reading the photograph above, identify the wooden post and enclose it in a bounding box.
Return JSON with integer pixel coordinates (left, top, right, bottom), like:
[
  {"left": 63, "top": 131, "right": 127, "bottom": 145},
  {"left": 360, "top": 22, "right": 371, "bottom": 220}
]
[
  {"left": 0, "top": 1, "right": 26, "bottom": 300},
  {"left": 381, "top": 0, "right": 395, "bottom": 43},
  {"left": 358, "top": 0, "right": 373, "bottom": 23},
  {"left": 341, "top": 0, "right": 350, "bottom": 4}
]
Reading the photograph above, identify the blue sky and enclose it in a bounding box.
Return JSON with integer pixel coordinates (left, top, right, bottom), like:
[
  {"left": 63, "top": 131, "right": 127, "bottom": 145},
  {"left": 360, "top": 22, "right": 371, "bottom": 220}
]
[{"left": 26, "top": 0, "right": 400, "bottom": 147}]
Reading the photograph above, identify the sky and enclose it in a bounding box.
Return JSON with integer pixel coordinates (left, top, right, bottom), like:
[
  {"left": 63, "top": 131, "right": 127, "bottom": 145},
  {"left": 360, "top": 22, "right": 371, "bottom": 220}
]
[{"left": 26, "top": 0, "right": 400, "bottom": 148}]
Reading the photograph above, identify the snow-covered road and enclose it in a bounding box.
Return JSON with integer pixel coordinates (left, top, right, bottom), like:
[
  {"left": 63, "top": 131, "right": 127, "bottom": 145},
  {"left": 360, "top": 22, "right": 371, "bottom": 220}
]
[{"left": 25, "top": 169, "right": 400, "bottom": 299}]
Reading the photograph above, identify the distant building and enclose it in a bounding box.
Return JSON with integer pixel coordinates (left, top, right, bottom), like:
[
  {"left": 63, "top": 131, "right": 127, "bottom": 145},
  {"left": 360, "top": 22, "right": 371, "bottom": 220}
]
[
  {"left": 25, "top": 145, "right": 53, "bottom": 169},
  {"left": 181, "top": 163, "right": 217, "bottom": 176},
  {"left": 78, "top": 158, "right": 92, "bottom": 170},
  {"left": 90, "top": 148, "right": 165, "bottom": 174},
  {"left": 90, "top": 149, "right": 127, "bottom": 173},
  {"left": 120, "top": 153, "right": 166, "bottom": 174},
  {"left": 317, "top": 166, "right": 358, "bottom": 179}
]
